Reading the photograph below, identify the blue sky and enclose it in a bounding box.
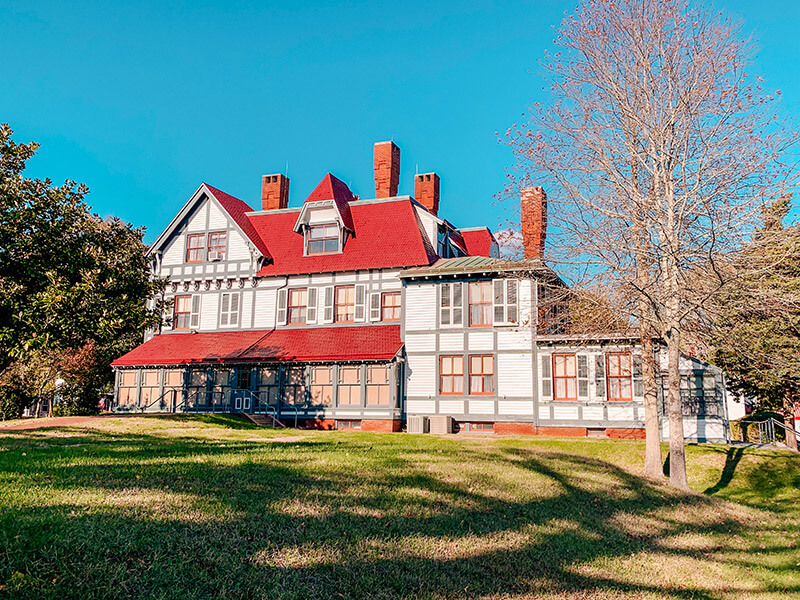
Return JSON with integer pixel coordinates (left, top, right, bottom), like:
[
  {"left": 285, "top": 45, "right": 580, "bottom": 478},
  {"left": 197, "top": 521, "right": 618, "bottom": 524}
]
[{"left": 3, "top": 0, "right": 799, "bottom": 242}]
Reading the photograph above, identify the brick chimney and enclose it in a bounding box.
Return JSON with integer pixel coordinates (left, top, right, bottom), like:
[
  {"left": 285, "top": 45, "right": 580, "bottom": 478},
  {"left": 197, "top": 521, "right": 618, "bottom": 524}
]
[
  {"left": 520, "top": 186, "right": 547, "bottom": 259},
  {"left": 373, "top": 141, "right": 400, "bottom": 198},
  {"left": 414, "top": 172, "right": 440, "bottom": 215},
  {"left": 261, "top": 174, "right": 289, "bottom": 210}
]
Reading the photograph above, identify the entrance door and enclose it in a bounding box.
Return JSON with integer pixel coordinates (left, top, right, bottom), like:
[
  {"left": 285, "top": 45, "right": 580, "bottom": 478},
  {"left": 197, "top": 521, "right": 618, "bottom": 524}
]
[{"left": 233, "top": 367, "right": 254, "bottom": 413}]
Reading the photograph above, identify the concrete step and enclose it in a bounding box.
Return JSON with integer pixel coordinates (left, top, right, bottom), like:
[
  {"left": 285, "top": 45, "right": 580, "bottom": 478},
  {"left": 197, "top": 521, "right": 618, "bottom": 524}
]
[{"left": 240, "top": 413, "right": 285, "bottom": 428}]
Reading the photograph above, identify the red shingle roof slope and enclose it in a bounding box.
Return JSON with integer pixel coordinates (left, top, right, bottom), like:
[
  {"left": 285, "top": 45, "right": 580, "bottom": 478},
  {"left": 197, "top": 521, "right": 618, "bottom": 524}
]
[
  {"left": 460, "top": 228, "right": 496, "bottom": 257},
  {"left": 111, "top": 326, "right": 402, "bottom": 366},
  {"left": 250, "top": 198, "right": 438, "bottom": 276},
  {"left": 204, "top": 184, "right": 271, "bottom": 258},
  {"left": 304, "top": 173, "right": 355, "bottom": 231}
]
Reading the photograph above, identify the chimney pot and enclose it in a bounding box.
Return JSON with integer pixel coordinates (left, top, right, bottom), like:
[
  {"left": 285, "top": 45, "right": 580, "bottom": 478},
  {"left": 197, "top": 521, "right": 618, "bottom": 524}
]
[
  {"left": 261, "top": 173, "right": 289, "bottom": 210},
  {"left": 373, "top": 141, "right": 400, "bottom": 198},
  {"left": 520, "top": 186, "right": 547, "bottom": 259},
  {"left": 414, "top": 172, "right": 440, "bottom": 216}
]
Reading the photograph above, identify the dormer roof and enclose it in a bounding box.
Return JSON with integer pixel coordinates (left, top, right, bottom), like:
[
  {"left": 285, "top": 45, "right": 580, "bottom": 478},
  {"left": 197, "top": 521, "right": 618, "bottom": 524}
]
[{"left": 295, "top": 173, "right": 355, "bottom": 232}]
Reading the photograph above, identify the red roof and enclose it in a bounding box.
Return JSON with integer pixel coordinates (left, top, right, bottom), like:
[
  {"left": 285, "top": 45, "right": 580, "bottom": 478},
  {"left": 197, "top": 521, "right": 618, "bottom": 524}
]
[
  {"left": 460, "top": 228, "right": 496, "bottom": 257},
  {"left": 111, "top": 326, "right": 403, "bottom": 366},
  {"left": 250, "top": 198, "right": 437, "bottom": 276},
  {"left": 204, "top": 184, "right": 271, "bottom": 258},
  {"left": 304, "top": 173, "right": 355, "bottom": 231}
]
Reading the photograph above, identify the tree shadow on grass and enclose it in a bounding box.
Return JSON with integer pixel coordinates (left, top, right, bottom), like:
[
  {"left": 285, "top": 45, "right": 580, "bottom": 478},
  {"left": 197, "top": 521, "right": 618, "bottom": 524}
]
[{"left": 0, "top": 429, "right": 798, "bottom": 599}]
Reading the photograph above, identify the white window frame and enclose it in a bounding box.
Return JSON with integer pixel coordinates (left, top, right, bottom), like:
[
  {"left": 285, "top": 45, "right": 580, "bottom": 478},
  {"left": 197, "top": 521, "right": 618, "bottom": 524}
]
[
  {"left": 219, "top": 292, "right": 240, "bottom": 327},
  {"left": 440, "top": 282, "right": 463, "bottom": 328},
  {"left": 493, "top": 278, "right": 519, "bottom": 326}
]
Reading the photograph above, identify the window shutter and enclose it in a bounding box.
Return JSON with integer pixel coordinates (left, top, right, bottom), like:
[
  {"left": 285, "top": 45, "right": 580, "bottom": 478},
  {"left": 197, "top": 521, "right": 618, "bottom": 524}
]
[
  {"left": 595, "top": 355, "right": 606, "bottom": 397},
  {"left": 506, "top": 279, "right": 518, "bottom": 324},
  {"left": 190, "top": 295, "right": 200, "bottom": 328},
  {"left": 633, "top": 355, "right": 643, "bottom": 397},
  {"left": 577, "top": 355, "right": 589, "bottom": 398},
  {"left": 354, "top": 284, "right": 367, "bottom": 322},
  {"left": 452, "top": 282, "right": 463, "bottom": 326},
  {"left": 230, "top": 293, "right": 239, "bottom": 326},
  {"left": 220, "top": 293, "right": 230, "bottom": 326},
  {"left": 369, "top": 292, "right": 381, "bottom": 321},
  {"left": 440, "top": 283, "right": 451, "bottom": 326},
  {"left": 277, "top": 288, "right": 288, "bottom": 326},
  {"left": 306, "top": 288, "right": 318, "bottom": 324},
  {"left": 493, "top": 279, "right": 505, "bottom": 324},
  {"left": 541, "top": 355, "right": 552, "bottom": 397},
  {"left": 322, "top": 286, "right": 334, "bottom": 323}
]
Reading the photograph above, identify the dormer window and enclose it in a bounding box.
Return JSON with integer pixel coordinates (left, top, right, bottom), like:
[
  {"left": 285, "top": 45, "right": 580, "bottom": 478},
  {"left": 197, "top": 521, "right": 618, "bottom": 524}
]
[{"left": 307, "top": 223, "right": 341, "bottom": 255}]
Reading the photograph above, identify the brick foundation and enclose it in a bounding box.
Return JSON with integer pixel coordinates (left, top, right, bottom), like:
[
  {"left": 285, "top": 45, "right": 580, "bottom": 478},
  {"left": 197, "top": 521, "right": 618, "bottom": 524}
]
[
  {"left": 493, "top": 422, "right": 536, "bottom": 435},
  {"left": 361, "top": 419, "right": 403, "bottom": 433},
  {"left": 534, "top": 426, "right": 588, "bottom": 437},
  {"left": 296, "top": 418, "right": 336, "bottom": 430},
  {"left": 606, "top": 427, "right": 646, "bottom": 440}
]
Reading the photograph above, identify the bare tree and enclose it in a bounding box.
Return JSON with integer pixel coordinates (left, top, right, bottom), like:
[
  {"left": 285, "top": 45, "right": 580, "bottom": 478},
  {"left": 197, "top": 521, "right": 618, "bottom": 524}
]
[{"left": 506, "top": 0, "right": 796, "bottom": 488}]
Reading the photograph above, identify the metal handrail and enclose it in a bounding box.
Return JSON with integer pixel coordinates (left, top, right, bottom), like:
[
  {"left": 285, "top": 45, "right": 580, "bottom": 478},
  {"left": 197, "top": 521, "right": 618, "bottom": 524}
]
[
  {"left": 135, "top": 388, "right": 180, "bottom": 413},
  {"left": 753, "top": 417, "right": 800, "bottom": 447}
]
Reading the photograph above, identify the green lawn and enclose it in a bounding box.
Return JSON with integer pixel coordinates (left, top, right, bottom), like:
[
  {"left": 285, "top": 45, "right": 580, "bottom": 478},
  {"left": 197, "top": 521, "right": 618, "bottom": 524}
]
[{"left": 1, "top": 416, "right": 798, "bottom": 599}]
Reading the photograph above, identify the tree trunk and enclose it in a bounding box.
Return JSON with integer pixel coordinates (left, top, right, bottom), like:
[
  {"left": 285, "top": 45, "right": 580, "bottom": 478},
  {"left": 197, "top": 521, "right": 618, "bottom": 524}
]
[
  {"left": 784, "top": 398, "right": 798, "bottom": 452},
  {"left": 666, "top": 327, "right": 689, "bottom": 489},
  {"left": 641, "top": 330, "right": 663, "bottom": 477}
]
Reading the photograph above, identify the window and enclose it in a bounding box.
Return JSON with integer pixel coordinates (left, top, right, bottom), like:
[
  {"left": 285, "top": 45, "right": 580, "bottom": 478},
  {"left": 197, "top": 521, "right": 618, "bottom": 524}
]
[
  {"left": 174, "top": 295, "right": 199, "bottom": 330},
  {"left": 366, "top": 365, "right": 390, "bottom": 406},
  {"left": 186, "top": 234, "right": 205, "bottom": 262},
  {"left": 307, "top": 224, "right": 340, "bottom": 255},
  {"left": 220, "top": 292, "right": 240, "bottom": 327},
  {"left": 186, "top": 369, "right": 207, "bottom": 407},
  {"left": 117, "top": 370, "right": 138, "bottom": 408},
  {"left": 309, "top": 366, "right": 332, "bottom": 405},
  {"left": 257, "top": 368, "right": 279, "bottom": 403},
  {"left": 164, "top": 369, "right": 183, "bottom": 409},
  {"left": 207, "top": 231, "right": 227, "bottom": 260},
  {"left": 468, "top": 281, "right": 492, "bottom": 327},
  {"left": 337, "top": 420, "right": 361, "bottom": 430},
  {"left": 553, "top": 353, "right": 577, "bottom": 401},
  {"left": 335, "top": 286, "right": 355, "bottom": 323},
  {"left": 440, "top": 355, "right": 464, "bottom": 395},
  {"left": 285, "top": 367, "right": 307, "bottom": 405},
  {"left": 469, "top": 355, "right": 494, "bottom": 395},
  {"left": 338, "top": 366, "right": 362, "bottom": 406},
  {"left": 577, "top": 355, "right": 589, "bottom": 397},
  {"left": 440, "top": 282, "right": 463, "bottom": 327},
  {"left": 607, "top": 353, "right": 633, "bottom": 401},
  {"left": 493, "top": 279, "right": 519, "bottom": 325},
  {"left": 288, "top": 288, "right": 308, "bottom": 324},
  {"left": 381, "top": 292, "right": 401, "bottom": 321},
  {"left": 140, "top": 370, "right": 160, "bottom": 407},
  {"left": 471, "top": 422, "right": 493, "bottom": 431}
]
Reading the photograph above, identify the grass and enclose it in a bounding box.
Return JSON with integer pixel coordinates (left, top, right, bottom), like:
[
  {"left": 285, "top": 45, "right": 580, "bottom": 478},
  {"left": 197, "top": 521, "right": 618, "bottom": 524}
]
[{"left": 0, "top": 415, "right": 798, "bottom": 599}]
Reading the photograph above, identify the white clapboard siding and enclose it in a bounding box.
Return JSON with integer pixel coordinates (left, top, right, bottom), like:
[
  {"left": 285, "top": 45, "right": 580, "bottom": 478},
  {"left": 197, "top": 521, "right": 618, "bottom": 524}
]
[
  {"left": 438, "top": 333, "right": 464, "bottom": 352},
  {"left": 406, "top": 354, "right": 436, "bottom": 396},
  {"left": 227, "top": 231, "right": 250, "bottom": 261},
  {"left": 162, "top": 236, "right": 185, "bottom": 266},
  {"left": 439, "top": 399, "right": 466, "bottom": 414},
  {"left": 518, "top": 280, "right": 533, "bottom": 325},
  {"left": 553, "top": 405, "right": 579, "bottom": 420},
  {"left": 307, "top": 205, "right": 338, "bottom": 224},
  {"left": 498, "top": 400, "right": 534, "bottom": 415},
  {"left": 582, "top": 406, "right": 604, "bottom": 421},
  {"left": 496, "top": 329, "right": 532, "bottom": 350},
  {"left": 404, "top": 333, "right": 436, "bottom": 353},
  {"left": 311, "top": 273, "right": 334, "bottom": 285},
  {"left": 607, "top": 405, "right": 635, "bottom": 421},
  {"left": 208, "top": 201, "right": 228, "bottom": 230},
  {"left": 199, "top": 293, "right": 219, "bottom": 331},
  {"left": 468, "top": 400, "right": 495, "bottom": 414},
  {"left": 467, "top": 331, "right": 494, "bottom": 351},
  {"left": 407, "top": 400, "right": 435, "bottom": 414},
  {"left": 538, "top": 405, "right": 551, "bottom": 420},
  {"left": 187, "top": 203, "right": 208, "bottom": 232},
  {"left": 240, "top": 290, "right": 253, "bottom": 329},
  {"left": 404, "top": 284, "right": 437, "bottom": 331},
  {"left": 335, "top": 273, "right": 357, "bottom": 283},
  {"left": 253, "top": 288, "right": 276, "bottom": 328},
  {"left": 497, "top": 353, "right": 532, "bottom": 397}
]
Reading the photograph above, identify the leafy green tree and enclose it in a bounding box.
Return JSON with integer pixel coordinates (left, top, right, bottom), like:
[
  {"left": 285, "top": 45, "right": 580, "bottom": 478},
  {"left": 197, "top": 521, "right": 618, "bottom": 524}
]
[
  {"left": 710, "top": 197, "right": 800, "bottom": 450},
  {"left": 0, "top": 123, "right": 165, "bottom": 417}
]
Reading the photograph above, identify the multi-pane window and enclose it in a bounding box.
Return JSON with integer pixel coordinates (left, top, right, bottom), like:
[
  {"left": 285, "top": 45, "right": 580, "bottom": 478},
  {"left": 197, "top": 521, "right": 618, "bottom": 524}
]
[
  {"left": 285, "top": 367, "right": 307, "bottom": 405},
  {"left": 338, "top": 366, "right": 362, "bottom": 406},
  {"left": 337, "top": 420, "right": 361, "bottom": 430},
  {"left": 173, "top": 295, "right": 198, "bottom": 330},
  {"left": 186, "top": 369, "right": 207, "bottom": 407},
  {"left": 117, "top": 370, "right": 138, "bottom": 408},
  {"left": 220, "top": 292, "right": 240, "bottom": 327},
  {"left": 207, "top": 231, "right": 227, "bottom": 260},
  {"left": 307, "top": 224, "right": 340, "bottom": 255},
  {"left": 186, "top": 234, "right": 205, "bottom": 262},
  {"left": 257, "top": 368, "right": 279, "bottom": 403},
  {"left": 366, "top": 365, "right": 391, "bottom": 406},
  {"left": 553, "top": 353, "right": 577, "bottom": 401},
  {"left": 381, "top": 292, "right": 401, "bottom": 321},
  {"left": 440, "top": 355, "right": 464, "bottom": 395},
  {"left": 440, "top": 282, "right": 463, "bottom": 327},
  {"left": 469, "top": 355, "right": 494, "bottom": 395},
  {"left": 288, "top": 288, "right": 308, "bottom": 324},
  {"left": 468, "top": 281, "right": 492, "bottom": 327},
  {"left": 607, "top": 353, "right": 633, "bottom": 401},
  {"left": 139, "top": 370, "right": 160, "bottom": 407},
  {"left": 164, "top": 369, "right": 183, "bottom": 409},
  {"left": 493, "top": 279, "right": 519, "bottom": 324},
  {"left": 309, "top": 366, "right": 333, "bottom": 405},
  {"left": 335, "top": 286, "right": 355, "bottom": 322}
]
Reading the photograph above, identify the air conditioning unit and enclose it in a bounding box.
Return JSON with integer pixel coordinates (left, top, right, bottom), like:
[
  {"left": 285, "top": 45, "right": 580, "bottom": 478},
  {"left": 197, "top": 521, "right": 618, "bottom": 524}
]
[
  {"left": 428, "top": 415, "right": 453, "bottom": 435},
  {"left": 407, "top": 415, "right": 429, "bottom": 434},
  {"left": 208, "top": 251, "right": 223, "bottom": 261}
]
